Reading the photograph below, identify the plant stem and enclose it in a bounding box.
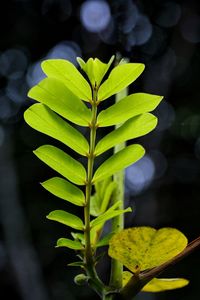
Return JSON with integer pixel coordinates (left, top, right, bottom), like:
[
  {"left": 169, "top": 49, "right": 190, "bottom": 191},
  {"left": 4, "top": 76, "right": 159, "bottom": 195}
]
[
  {"left": 84, "top": 87, "right": 105, "bottom": 296},
  {"left": 110, "top": 61, "right": 128, "bottom": 289}
]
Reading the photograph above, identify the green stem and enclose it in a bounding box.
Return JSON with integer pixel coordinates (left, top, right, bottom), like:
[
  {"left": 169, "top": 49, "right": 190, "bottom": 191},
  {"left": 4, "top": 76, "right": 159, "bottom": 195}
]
[
  {"left": 110, "top": 59, "right": 129, "bottom": 289},
  {"left": 84, "top": 87, "right": 105, "bottom": 296}
]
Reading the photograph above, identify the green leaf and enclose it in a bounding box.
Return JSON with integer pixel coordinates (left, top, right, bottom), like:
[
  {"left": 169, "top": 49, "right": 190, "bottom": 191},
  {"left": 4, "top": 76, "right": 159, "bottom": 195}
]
[
  {"left": 90, "top": 207, "right": 131, "bottom": 229},
  {"left": 41, "top": 59, "right": 92, "bottom": 101},
  {"left": 24, "top": 103, "right": 89, "bottom": 156},
  {"left": 68, "top": 261, "right": 85, "bottom": 267},
  {"left": 98, "top": 63, "right": 145, "bottom": 101},
  {"left": 95, "top": 113, "right": 157, "bottom": 156},
  {"left": 77, "top": 56, "right": 115, "bottom": 87},
  {"left": 34, "top": 145, "right": 86, "bottom": 185},
  {"left": 122, "top": 271, "right": 189, "bottom": 292},
  {"left": 109, "top": 227, "right": 188, "bottom": 273},
  {"left": 28, "top": 77, "right": 92, "bottom": 126},
  {"left": 47, "top": 210, "right": 84, "bottom": 230},
  {"left": 97, "top": 93, "right": 163, "bottom": 127},
  {"left": 90, "top": 180, "right": 117, "bottom": 216},
  {"left": 92, "top": 144, "right": 145, "bottom": 183},
  {"left": 56, "top": 238, "right": 83, "bottom": 250},
  {"left": 96, "top": 232, "right": 115, "bottom": 248},
  {"left": 41, "top": 177, "right": 85, "bottom": 206}
]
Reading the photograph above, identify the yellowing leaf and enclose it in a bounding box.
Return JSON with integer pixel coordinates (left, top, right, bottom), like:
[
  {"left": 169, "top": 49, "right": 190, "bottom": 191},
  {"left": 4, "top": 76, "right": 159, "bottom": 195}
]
[
  {"left": 109, "top": 227, "right": 188, "bottom": 272},
  {"left": 122, "top": 271, "right": 189, "bottom": 292},
  {"left": 28, "top": 77, "right": 92, "bottom": 126},
  {"left": 142, "top": 278, "right": 189, "bottom": 292},
  {"left": 41, "top": 59, "right": 92, "bottom": 101},
  {"left": 98, "top": 63, "right": 145, "bottom": 101}
]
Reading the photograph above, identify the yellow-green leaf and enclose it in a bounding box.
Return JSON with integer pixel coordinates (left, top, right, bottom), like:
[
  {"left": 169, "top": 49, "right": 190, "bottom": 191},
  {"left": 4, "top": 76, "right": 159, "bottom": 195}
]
[
  {"left": 41, "top": 59, "right": 92, "bottom": 101},
  {"left": 41, "top": 177, "right": 85, "bottom": 206},
  {"left": 77, "top": 55, "right": 115, "bottom": 87},
  {"left": 56, "top": 238, "right": 83, "bottom": 250},
  {"left": 95, "top": 113, "right": 157, "bottom": 156},
  {"left": 34, "top": 145, "right": 86, "bottom": 185},
  {"left": 109, "top": 227, "right": 188, "bottom": 272},
  {"left": 143, "top": 278, "right": 189, "bottom": 292},
  {"left": 122, "top": 271, "right": 189, "bottom": 292},
  {"left": 92, "top": 144, "right": 145, "bottom": 183},
  {"left": 24, "top": 103, "right": 89, "bottom": 156},
  {"left": 47, "top": 210, "right": 84, "bottom": 230},
  {"left": 98, "top": 63, "right": 145, "bottom": 101},
  {"left": 97, "top": 93, "right": 163, "bottom": 127},
  {"left": 28, "top": 77, "right": 92, "bottom": 126}
]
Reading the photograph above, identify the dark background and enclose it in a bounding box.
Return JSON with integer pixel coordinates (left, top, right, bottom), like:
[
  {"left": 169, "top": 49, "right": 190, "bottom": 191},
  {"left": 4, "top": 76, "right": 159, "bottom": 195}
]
[{"left": 0, "top": 0, "right": 200, "bottom": 299}]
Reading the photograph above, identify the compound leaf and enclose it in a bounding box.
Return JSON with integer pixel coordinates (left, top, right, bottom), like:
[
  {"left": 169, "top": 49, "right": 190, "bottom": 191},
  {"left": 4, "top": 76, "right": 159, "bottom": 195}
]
[
  {"left": 41, "top": 177, "right": 85, "bottom": 206},
  {"left": 97, "top": 93, "right": 163, "bottom": 127},
  {"left": 28, "top": 77, "right": 91, "bottom": 126},
  {"left": 24, "top": 103, "right": 89, "bottom": 156},
  {"left": 92, "top": 144, "right": 145, "bottom": 183},
  {"left": 47, "top": 210, "right": 84, "bottom": 230},
  {"left": 98, "top": 63, "right": 145, "bottom": 101},
  {"left": 56, "top": 238, "right": 83, "bottom": 250},
  {"left": 90, "top": 206, "right": 131, "bottom": 229},
  {"left": 109, "top": 227, "right": 188, "bottom": 273},
  {"left": 41, "top": 59, "right": 92, "bottom": 101},
  {"left": 34, "top": 145, "right": 86, "bottom": 185},
  {"left": 122, "top": 272, "right": 189, "bottom": 292},
  {"left": 95, "top": 113, "right": 157, "bottom": 156}
]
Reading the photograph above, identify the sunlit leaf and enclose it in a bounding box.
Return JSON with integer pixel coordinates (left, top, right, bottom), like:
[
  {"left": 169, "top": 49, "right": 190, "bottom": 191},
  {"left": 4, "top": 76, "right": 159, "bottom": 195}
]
[
  {"left": 34, "top": 145, "right": 86, "bottom": 185},
  {"left": 24, "top": 103, "right": 89, "bottom": 156},
  {"left": 109, "top": 227, "right": 188, "bottom": 273},
  {"left": 97, "top": 93, "right": 163, "bottom": 127},
  {"left": 122, "top": 271, "right": 189, "bottom": 292},
  {"left": 28, "top": 77, "right": 92, "bottom": 126},
  {"left": 143, "top": 278, "right": 189, "bottom": 292},
  {"left": 47, "top": 210, "right": 84, "bottom": 230},
  {"left": 92, "top": 144, "right": 145, "bottom": 183},
  {"left": 41, "top": 177, "right": 85, "bottom": 206},
  {"left": 98, "top": 63, "right": 145, "bottom": 101},
  {"left": 95, "top": 113, "right": 157, "bottom": 156},
  {"left": 90, "top": 206, "right": 131, "bottom": 229},
  {"left": 77, "top": 56, "right": 115, "bottom": 87},
  {"left": 41, "top": 59, "right": 92, "bottom": 101},
  {"left": 56, "top": 238, "right": 83, "bottom": 250}
]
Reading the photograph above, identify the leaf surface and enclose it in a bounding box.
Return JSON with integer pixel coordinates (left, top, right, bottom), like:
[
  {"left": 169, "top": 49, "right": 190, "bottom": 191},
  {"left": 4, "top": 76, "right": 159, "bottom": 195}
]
[
  {"left": 24, "top": 103, "right": 89, "bottom": 156},
  {"left": 97, "top": 93, "right": 163, "bottom": 126},
  {"left": 56, "top": 238, "right": 83, "bottom": 250},
  {"left": 34, "top": 145, "right": 86, "bottom": 185},
  {"left": 28, "top": 77, "right": 92, "bottom": 126},
  {"left": 98, "top": 63, "right": 145, "bottom": 101},
  {"left": 92, "top": 144, "right": 145, "bottom": 183},
  {"left": 109, "top": 227, "right": 188, "bottom": 272},
  {"left": 41, "top": 59, "right": 92, "bottom": 101},
  {"left": 47, "top": 210, "right": 84, "bottom": 230},
  {"left": 41, "top": 177, "right": 85, "bottom": 206},
  {"left": 95, "top": 113, "right": 157, "bottom": 156},
  {"left": 122, "top": 271, "right": 189, "bottom": 292}
]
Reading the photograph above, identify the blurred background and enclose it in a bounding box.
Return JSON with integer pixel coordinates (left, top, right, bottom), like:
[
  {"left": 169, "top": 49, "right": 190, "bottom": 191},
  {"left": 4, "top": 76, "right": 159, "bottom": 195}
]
[{"left": 0, "top": 0, "right": 200, "bottom": 299}]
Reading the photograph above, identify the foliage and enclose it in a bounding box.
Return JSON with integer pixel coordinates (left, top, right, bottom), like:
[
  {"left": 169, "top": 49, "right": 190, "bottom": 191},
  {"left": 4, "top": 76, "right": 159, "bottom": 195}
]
[{"left": 24, "top": 56, "right": 194, "bottom": 299}]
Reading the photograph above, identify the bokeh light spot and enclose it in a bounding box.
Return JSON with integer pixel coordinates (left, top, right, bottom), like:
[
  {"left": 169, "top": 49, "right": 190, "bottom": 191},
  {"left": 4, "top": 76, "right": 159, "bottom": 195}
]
[{"left": 80, "top": 0, "right": 111, "bottom": 33}]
